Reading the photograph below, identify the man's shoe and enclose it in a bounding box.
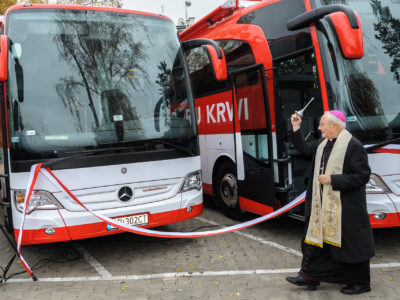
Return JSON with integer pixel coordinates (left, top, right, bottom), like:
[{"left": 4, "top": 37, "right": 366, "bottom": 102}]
[
  {"left": 286, "top": 276, "right": 318, "bottom": 290},
  {"left": 340, "top": 285, "right": 371, "bottom": 295}
]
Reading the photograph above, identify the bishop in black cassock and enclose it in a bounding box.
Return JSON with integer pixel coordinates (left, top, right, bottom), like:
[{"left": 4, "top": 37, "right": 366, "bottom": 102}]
[{"left": 286, "top": 110, "right": 375, "bottom": 295}]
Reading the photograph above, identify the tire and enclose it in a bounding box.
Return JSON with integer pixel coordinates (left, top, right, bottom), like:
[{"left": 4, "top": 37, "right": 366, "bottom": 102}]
[{"left": 214, "top": 161, "right": 244, "bottom": 220}]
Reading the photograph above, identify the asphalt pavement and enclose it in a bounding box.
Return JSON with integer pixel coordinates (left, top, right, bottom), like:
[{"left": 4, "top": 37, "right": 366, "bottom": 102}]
[{"left": 1, "top": 198, "right": 399, "bottom": 299}]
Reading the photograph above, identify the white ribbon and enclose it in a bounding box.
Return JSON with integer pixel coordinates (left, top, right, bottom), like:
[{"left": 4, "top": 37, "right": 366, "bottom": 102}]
[{"left": 16, "top": 164, "right": 306, "bottom": 278}]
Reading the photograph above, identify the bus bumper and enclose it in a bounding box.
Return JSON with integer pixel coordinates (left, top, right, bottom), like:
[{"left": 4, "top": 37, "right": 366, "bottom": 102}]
[
  {"left": 368, "top": 193, "right": 400, "bottom": 228},
  {"left": 13, "top": 190, "right": 203, "bottom": 245}
]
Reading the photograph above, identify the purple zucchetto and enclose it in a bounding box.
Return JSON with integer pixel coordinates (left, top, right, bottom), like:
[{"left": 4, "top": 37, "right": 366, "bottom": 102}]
[{"left": 329, "top": 110, "right": 346, "bottom": 122}]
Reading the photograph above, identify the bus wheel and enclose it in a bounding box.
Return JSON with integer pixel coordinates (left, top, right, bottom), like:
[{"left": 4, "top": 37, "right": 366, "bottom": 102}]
[{"left": 214, "top": 161, "right": 244, "bottom": 220}]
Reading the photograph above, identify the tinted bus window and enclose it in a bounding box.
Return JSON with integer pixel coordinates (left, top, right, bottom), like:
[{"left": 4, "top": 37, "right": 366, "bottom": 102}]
[{"left": 237, "top": 0, "right": 312, "bottom": 60}]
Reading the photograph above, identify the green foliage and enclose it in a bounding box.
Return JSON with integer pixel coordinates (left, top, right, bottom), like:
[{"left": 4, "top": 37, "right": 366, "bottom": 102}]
[
  {"left": 0, "top": 0, "right": 17, "bottom": 15},
  {"left": 0, "top": 0, "right": 123, "bottom": 14},
  {"left": 55, "top": 0, "right": 122, "bottom": 7}
]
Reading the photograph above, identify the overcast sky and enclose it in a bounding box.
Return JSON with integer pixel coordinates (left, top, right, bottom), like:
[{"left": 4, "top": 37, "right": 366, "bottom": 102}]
[{"left": 121, "top": 0, "right": 254, "bottom": 24}]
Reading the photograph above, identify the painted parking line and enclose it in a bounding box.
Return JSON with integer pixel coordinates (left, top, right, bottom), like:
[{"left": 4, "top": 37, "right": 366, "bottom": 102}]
[
  {"left": 196, "top": 217, "right": 302, "bottom": 257},
  {"left": 6, "top": 263, "right": 400, "bottom": 283},
  {"left": 0, "top": 269, "right": 312, "bottom": 283},
  {"left": 74, "top": 242, "right": 112, "bottom": 279},
  {"left": 371, "top": 263, "right": 400, "bottom": 268}
]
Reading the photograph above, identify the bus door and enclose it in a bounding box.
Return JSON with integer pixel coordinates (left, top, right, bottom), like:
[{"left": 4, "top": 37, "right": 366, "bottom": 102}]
[{"left": 232, "top": 64, "right": 276, "bottom": 213}]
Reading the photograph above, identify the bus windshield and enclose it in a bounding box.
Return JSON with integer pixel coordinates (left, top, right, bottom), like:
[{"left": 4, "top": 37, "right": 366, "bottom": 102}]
[
  {"left": 316, "top": 0, "right": 400, "bottom": 144},
  {"left": 6, "top": 9, "right": 197, "bottom": 163}
]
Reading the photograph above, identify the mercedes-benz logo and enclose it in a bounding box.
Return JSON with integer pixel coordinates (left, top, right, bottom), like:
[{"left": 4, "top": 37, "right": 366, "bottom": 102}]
[{"left": 118, "top": 186, "right": 133, "bottom": 202}]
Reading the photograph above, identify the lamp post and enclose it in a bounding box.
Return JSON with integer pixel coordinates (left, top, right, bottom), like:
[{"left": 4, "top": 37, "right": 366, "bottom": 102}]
[{"left": 185, "top": 0, "right": 192, "bottom": 27}]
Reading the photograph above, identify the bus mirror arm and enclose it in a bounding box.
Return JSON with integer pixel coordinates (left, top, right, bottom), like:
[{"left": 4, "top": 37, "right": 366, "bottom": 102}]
[
  {"left": 202, "top": 45, "right": 227, "bottom": 81},
  {"left": 15, "top": 61, "right": 24, "bottom": 102},
  {"left": 182, "top": 38, "right": 223, "bottom": 58},
  {"left": 0, "top": 35, "right": 8, "bottom": 82},
  {"left": 287, "top": 4, "right": 358, "bottom": 31},
  {"left": 287, "top": 5, "right": 363, "bottom": 60},
  {"left": 182, "top": 38, "right": 227, "bottom": 81},
  {"left": 154, "top": 98, "right": 162, "bottom": 132}
]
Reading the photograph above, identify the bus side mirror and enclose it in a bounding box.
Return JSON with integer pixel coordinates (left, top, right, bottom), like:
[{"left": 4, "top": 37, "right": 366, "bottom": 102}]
[
  {"left": 182, "top": 38, "right": 227, "bottom": 81},
  {"left": 202, "top": 45, "right": 227, "bottom": 81},
  {"left": 326, "top": 12, "right": 363, "bottom": 59},
  {"left": 0, "top": 35, "right": 8, "bottom": 82},
  {"left": 287, "top": 4, "right": 363, "bottom": 59}
]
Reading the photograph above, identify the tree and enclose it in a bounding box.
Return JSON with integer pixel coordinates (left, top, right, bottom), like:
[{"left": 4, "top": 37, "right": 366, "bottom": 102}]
[
  {"left": 1, "top": 0, "right": 51, "bottom": 14},
  {"left": 371, "top": 0, "right": 400, "bottom": 84},
  {"left": 0, "top": 0, "right": 122, "bottom": 15},
  {"left": 21, "top": 0, "right": 50, "bottom": 4},
  {"left": 55, "top": 0, "right": 122, "bottom": 8},
  {"left": 0, "top": 0, "right": 17, "bottom": 15},
  {"left": 53, "top": 12, "right": 147, "bottom": 135},
  {"left": 0, "top": 0, "right": 122, "bottom": 16}
]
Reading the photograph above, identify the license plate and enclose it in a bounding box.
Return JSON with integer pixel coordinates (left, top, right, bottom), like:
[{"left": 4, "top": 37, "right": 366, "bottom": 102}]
[{"left": 107, "top": 213, "right": 148, "bottom": 230}]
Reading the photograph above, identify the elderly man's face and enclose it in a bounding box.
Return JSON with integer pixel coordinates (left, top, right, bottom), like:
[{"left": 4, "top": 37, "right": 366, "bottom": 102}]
[{"left": 318, "top": 114, "right": 338, "bottom": 139}]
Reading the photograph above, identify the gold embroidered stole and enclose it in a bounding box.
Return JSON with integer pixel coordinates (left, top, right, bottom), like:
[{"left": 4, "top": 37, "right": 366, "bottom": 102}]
[{"left": 305, "top": 129, "right": 352, "bottom": 248}]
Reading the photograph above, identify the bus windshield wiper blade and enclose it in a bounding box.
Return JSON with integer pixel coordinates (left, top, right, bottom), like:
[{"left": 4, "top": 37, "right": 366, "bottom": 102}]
[
  {"left": 365, "top": 137, "right": 400, "bottom": 153},
  {"left": 42, "top": 146, "right": 140, "bottom": 168},
  {"left": 150, "top": 139, "right": 195, "bottom": 157},
  {"left": 42, "top": 152, "right": 87, "bottom": 168},
  {"left": 43, "top": 140, "right": 195, "bottom": 168}
]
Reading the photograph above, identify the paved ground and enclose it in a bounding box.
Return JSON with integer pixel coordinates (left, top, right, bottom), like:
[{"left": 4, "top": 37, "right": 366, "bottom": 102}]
[{"left": 1, "top": 197, "right": 399, "bottom": 299}]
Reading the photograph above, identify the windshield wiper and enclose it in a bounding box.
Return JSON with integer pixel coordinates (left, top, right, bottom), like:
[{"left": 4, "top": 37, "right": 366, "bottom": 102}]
[
  {"left": 149, "top": 139, "right": 196, "bottom": 157},
  {"left": 365, "top": 137, "right": 400, "bottom": 153},
  {"left": 43, "top": 140, "right": 195, "bottom": 168},
  {"left": 42, "top": 153, "right": 86, "bottom": 168},
  {"left": 42, "top": 146, "right": 141, "bottom": 168}
]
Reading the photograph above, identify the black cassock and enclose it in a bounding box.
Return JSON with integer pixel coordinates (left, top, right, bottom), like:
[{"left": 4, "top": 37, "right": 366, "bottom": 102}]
[{"left": 289, "top": 130, "right": 375, "bottom": 286}]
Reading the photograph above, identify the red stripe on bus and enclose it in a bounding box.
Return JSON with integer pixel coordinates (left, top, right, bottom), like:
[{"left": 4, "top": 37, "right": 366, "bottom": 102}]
[
  {"left": 373, "top": 148, "right": 400, "bottom": 154},
  {"left": 239, "top": 196, "right": 274, "bottom": 216},
  {"left": 15, "top": 203, "right": 203, "bottom": 245},
  {"left": 369, "top": 212, "right": 400, "bottom": 229},
  {"left": 14, "top": 226, "right": 72, "bottom": 245}
]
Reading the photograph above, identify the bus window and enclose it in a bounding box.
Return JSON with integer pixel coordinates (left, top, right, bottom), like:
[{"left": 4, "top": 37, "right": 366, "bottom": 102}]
[
  {"left": 237, "top": 0, "right": 312, "bottom": 60},
  {"left": 315, "top": 0, "right": 399, "bottom": 144}
]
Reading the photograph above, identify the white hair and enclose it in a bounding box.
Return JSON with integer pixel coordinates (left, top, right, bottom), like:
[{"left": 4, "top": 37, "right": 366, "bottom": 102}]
[{"left": 324, "top": 111, "right": 346, "bottom": 129}]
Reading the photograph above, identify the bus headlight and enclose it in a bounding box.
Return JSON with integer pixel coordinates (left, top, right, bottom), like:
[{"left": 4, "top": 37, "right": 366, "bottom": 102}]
[
  {"left": 366, "top": 174, "right": 391, "bottom": 194},
  {"left": 14, "top": 190, "right": 63, "bottom": 214},
  {"left": 180, "top": 170, "right": 202, "bottom": 192}
]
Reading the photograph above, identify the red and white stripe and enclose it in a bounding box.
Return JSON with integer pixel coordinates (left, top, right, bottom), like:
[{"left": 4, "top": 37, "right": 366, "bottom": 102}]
[
  {"left": 373, "top": 144, "right": 400, "bottom": 154},
  {"left": 16, "top": 164, "right": 43, "bottom": 280}
]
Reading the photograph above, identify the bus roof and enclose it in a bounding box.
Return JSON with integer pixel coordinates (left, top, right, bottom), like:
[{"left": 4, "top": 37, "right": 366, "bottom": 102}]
[
  {"left": 180, "top": 0, "right": 279, "bottom": 40},
  {"left": 4, "top": 4, "right": 173, "bottom": 23}
]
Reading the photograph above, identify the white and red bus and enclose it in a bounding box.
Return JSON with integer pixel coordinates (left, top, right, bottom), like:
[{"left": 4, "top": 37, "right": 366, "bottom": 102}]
[
  {"left": 181, "top": 0, "right": 400, "bottom": 228},
  {"left": 0, "top": 4, "right": 227, "bottom": 245}
]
